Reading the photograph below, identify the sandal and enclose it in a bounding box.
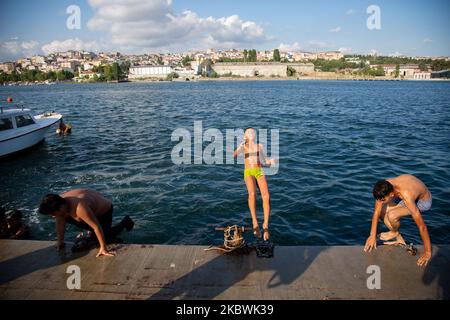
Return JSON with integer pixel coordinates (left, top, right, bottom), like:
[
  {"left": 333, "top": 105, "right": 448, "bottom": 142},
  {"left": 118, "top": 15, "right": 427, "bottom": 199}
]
[
  {"left": 263, "top": 228, "right": 270, "bottom": 241},
  {"left": 253, "top": 226, "right": 261, "bottom": 238}
]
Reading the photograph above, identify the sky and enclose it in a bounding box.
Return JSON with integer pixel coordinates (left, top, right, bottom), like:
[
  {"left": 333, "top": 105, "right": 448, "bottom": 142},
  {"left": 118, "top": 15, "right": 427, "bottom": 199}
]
[{"left": 0, "top": 0, "right": 449, "bottom": 61}]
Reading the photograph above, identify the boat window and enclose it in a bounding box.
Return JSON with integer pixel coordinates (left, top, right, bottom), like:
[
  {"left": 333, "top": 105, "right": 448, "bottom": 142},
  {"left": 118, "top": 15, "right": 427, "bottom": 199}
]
[
  {"left": 0, "top": 118, "right": 14, "bottom": 131},
  {"left": 15, "top": 114, "right": 35, "bottom": 128}
]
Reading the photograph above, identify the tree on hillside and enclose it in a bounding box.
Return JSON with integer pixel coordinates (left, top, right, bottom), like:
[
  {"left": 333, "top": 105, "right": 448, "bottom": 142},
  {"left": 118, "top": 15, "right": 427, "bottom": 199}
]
[
  {"left": 111, "top": 62, "right": 120, "bottom": 80},
  {"left": 273, "top": 49, "right": 281, "bottom": 62},
  {"left": 119, "top": 61, "right": 130, "bottom": 80},
  {"left": 395, "top": 64, "right": 400, "bottom": 78},
  {"left": 375, "top": 65, "right": 385, "bottom": 76},
  {"left": 182, "top": 56, "right": 193, "bottom": 67},
  {"left": 47, "top": 71, "right": 56, "bottom": 81},
  {"left": 419, "top": 62, "right": 428, "bottom": 71},
  {"left": 244, "top": 49, "right": 257, "bottom": 62},
  {"left": 56, "top": 71, "right": 66, "bottom": 81},
  {"left": 431, "top": 59, "right": 450, "bottom": 71},
  {"left": 103, "top": 65, "right": 112, "bottom": 81}
]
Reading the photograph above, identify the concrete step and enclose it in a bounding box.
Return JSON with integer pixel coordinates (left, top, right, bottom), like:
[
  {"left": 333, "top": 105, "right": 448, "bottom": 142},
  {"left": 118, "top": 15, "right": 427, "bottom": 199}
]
[{"left": 0, "top": 239, "right": 448, "bottom": 300}]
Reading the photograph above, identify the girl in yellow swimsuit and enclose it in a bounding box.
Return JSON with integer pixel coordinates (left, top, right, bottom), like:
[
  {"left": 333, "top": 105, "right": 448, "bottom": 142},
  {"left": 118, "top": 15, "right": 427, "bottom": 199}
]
[{"left": 233, "top": 128, "right": 274, "bottom": 241}]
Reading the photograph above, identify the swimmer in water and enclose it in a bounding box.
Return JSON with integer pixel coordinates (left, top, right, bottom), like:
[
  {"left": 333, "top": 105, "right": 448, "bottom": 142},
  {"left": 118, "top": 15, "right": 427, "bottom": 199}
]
[
  {"left": 6, "top": 209, "right": 30, "bottom": 239},
  {"left": 0, "top": 208, "right": 30, "bottom": 239},
  {"left": 364, "top": 174, "right": 433, "bottom": 267},
  {"left": 57, "top": 118, "right": 72, "bottom": 135},
  {"left": 234, "top": 128, "right": 275, "bottom": 241}
]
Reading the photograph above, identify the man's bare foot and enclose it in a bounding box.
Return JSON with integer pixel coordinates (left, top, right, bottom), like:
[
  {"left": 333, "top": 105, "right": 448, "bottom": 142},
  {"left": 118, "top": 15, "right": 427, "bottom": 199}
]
[
  {"left": 383, "top": 233, "right": 406, "bottom": 246},
  {"left": 380, "top": 231, "right": 399, "bottom": 241},
  {"left": 263, "top": 228, "right": 270, "bottom": 241},
  {"left": 253, "top": 225, "right": 261, "bottom": 238},
  {"left": 383, "top": 240, "right": 403, "bottom": 246}
]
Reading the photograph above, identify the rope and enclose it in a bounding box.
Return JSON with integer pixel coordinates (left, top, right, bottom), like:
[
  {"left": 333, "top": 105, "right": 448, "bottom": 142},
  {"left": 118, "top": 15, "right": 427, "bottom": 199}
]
[{"left": 204, "top": 225, "right": 246, "bottom": 253}]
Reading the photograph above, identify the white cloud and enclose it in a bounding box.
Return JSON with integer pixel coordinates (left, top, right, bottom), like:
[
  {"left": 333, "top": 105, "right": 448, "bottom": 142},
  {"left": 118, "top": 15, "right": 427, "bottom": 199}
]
[
  {"left": 329, "top": 27, "right": 341, "bottom": 33},
  {"left": 423, "top": 38, "right": 433, "bottom": 43},
  {"left": 21, "top": 41, "right": 39, "bottom": 50},
  {"left": 86, "top": 0, "right": 268, "bottom": 52},
  {"left": 1, "top": 41, "right": 20, "bottom": 55},
  {"left": 0, "top": 40, "right": 40, "bottom": 60},
  {"left": 346, "top": 9, "right": 356, "bottom": 15},
  {"left": 308, "top": 40, "right": 331, "bottom": 49},
  {"left": 389, "top": 51, "right": 405, "bottom": 57},
  {"left": 278, "top": 42, "right": 301, "bottom": 52},
  {"left": 368, "top": 49, "right": 379, "bottom": 56},
  {"left": 338, "top": 47, "right": 352, "bottom": 54},
  {"left": 41, "top": 38, "right": 101, "bottom": 55}
]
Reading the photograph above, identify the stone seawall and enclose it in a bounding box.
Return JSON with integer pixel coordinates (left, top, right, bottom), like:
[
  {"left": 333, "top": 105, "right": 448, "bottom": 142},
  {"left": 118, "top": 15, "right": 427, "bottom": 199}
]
[{"left": 212, "top": 62, "right": 315, "bottom": 77}]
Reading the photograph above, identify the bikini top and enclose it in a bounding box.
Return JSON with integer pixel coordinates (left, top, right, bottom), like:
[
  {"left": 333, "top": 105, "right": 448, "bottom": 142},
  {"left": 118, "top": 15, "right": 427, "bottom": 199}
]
[{"left": 244, "top": 150, "right": 260, "bottom": 159}]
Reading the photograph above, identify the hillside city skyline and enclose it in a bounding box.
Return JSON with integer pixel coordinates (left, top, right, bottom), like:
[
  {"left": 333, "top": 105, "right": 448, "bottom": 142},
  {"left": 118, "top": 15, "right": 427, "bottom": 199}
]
[
  {"left": 2, "top": 47, "right": 450, "bottom": 65},
  {"left": 1, "top": 0, "right": 449, "bottom": 61}
]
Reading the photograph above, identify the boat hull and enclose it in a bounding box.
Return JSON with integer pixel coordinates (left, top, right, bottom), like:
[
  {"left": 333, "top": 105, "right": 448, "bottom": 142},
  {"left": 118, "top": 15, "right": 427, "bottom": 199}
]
[{"left": 0, "top": 126, "right": 52, "bottom": 157}]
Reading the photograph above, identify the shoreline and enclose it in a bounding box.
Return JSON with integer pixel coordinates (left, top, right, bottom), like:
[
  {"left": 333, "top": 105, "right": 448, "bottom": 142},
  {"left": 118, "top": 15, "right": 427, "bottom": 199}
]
[
  {"left": 195, "top": 76, "right": 450, "bottom": 82},
  {"left": 1, "top": 76, "right": 449, "bottom": 87}
]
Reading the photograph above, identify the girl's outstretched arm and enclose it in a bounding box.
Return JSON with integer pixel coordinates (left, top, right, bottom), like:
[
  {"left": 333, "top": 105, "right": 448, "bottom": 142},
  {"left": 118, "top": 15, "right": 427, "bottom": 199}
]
[
  {"left": 234, "top": 141, "right": 245, "bottom": 158},
  {"left": 259, "top": 144, "right": 274, "bottom": 166}
]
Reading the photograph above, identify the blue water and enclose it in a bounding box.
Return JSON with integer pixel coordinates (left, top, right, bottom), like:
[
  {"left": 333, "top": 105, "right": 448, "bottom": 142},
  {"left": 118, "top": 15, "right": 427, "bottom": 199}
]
[{"left": 0, "top": 80, "right": 449, "bottom": 245}]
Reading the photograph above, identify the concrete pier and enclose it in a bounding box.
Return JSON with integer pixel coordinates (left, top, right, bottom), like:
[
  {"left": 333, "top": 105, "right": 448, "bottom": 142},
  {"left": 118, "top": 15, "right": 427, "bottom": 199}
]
[{"left": 0, "top": 240, "right": 448, "bottom": 300}]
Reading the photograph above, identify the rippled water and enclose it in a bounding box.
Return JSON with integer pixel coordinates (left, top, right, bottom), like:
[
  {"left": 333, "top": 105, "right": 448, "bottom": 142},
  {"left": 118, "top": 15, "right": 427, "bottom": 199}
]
[{"left": 1, "top": 80, "right": 449, "bottom": 245}]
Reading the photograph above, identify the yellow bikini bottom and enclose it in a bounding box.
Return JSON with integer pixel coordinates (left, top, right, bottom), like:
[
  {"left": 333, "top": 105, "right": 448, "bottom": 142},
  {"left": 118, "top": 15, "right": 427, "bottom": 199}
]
[{"left": 244, "top": 167, "right": 264, "bottom": 180}]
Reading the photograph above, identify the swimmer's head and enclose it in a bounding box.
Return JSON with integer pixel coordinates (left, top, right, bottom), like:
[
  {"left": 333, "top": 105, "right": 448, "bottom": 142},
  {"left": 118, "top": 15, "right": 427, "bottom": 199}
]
[
  {"left": 39, "top": 194, "right": 68, "bottom": 217},
  {"left": 244, "top": 127, "right": 256, "bottom": 143},
  {"left": 373, "top": 180, "right": 395, "bottom": 202}
]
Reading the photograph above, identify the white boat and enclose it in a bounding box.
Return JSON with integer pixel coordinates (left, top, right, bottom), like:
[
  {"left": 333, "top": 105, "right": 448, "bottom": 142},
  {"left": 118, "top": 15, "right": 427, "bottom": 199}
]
[{"left": 0, "top": 107, "right": 62, "bottom": 157}]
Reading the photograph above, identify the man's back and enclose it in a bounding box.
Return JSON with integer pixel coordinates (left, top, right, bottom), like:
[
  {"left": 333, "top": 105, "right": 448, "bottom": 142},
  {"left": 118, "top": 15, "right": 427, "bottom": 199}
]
[
  {"left": 388, "top": 174, "right": 430, "bottom": 201},
  {"left": 61, "top": 189, "right": 112, "bottom": 217}
]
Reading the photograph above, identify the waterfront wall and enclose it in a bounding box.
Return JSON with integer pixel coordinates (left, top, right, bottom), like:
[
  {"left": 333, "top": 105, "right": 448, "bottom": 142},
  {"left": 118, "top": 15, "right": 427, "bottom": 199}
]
[
  {"left": 128, "top": 65, "right": 172, "bottom": 79},
  {"left": 212, "top": 62, "right": 315, "bottom": 77},
  {"left": 289, "top": 63, "right": 316, "bottom": 75}
]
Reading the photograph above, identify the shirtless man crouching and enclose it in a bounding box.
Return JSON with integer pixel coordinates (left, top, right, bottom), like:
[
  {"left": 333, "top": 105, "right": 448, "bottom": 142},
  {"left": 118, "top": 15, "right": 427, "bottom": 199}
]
[
  {"left": 364, "top": 174, "right": 432, "bottom": 266},
  {"left": 39, "top": 189, "right": 134, "bottom": 257}
]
